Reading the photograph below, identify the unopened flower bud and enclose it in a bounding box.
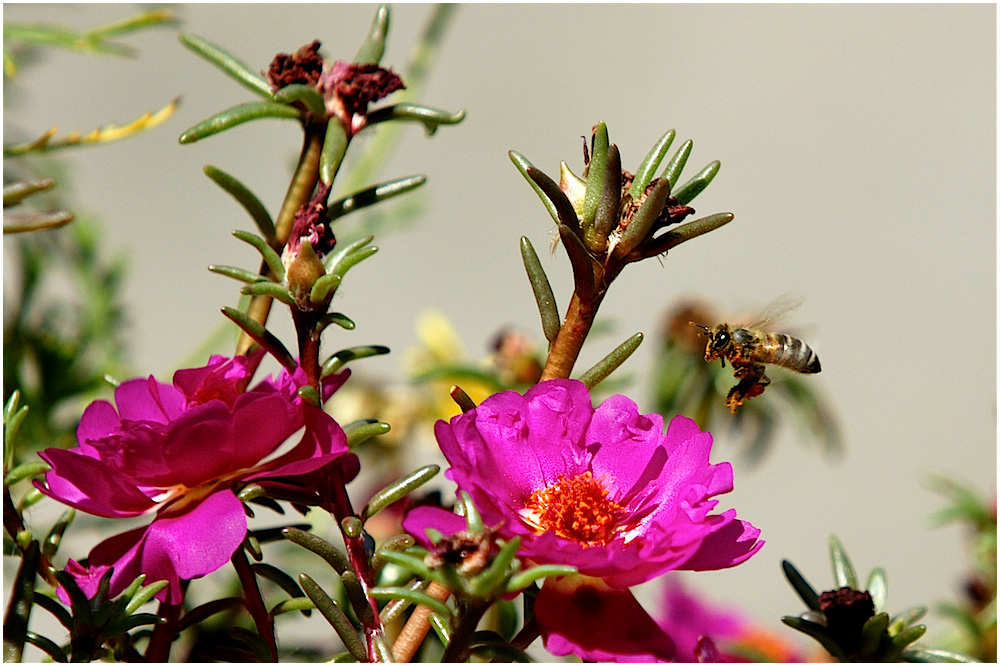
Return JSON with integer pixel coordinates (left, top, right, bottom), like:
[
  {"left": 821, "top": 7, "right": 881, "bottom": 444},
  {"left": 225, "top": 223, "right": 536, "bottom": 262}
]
[{"left": 282, "top": 183, "right": 335, "bottom": 309}]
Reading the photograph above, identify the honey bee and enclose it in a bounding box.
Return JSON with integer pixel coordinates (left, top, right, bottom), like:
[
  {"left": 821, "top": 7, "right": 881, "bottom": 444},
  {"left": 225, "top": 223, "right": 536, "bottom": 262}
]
[{"left": 691, "top": 294, "right": 821, "bottom": 412}]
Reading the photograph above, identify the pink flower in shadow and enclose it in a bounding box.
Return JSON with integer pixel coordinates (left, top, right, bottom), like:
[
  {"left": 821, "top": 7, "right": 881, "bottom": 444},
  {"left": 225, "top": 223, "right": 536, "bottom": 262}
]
[{"left": 36, "top": 355, "right": 350, "bottom": 603}]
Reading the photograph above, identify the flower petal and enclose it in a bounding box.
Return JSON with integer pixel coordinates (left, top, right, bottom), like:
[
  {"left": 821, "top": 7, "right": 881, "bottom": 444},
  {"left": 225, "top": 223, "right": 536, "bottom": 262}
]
[
  {"left": 535, "top": 575, "right": 675, "bottom": 662},
  {"left": 401, "top": 505, "right": 469, "bottom": 548}
]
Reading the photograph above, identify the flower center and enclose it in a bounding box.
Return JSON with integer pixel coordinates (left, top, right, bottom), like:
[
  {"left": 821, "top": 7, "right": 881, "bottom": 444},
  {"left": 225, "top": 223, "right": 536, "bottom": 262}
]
[{"left": 521, "top": 471, "right": 625, "bottom": 547}]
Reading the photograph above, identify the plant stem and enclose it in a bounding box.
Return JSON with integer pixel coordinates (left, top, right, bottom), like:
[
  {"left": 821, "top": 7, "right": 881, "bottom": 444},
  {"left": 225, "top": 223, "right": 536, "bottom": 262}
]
[
  {"left": 231, "top": 547, "right": 278, "bottom": 661},
  {"left": 237, "top": 123, "right": 325, "bottom": 360},
  {"left": 145, "top": 600, "right": 181, "bottom": 662},
  {"left": 440, "top": 599, "right": 489, "bottom": 662},
  {"left": 321, "top": 467, "right": 387, "bottom": 661},
  {"left": 391, "top": 581, "right": 452, "bottom": 662}
]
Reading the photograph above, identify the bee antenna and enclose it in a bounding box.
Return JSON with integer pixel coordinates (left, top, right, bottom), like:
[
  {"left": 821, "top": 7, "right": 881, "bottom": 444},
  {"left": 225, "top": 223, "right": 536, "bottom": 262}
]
[{"left": 689, "top": 321, "right": 710, "bottom": 334}]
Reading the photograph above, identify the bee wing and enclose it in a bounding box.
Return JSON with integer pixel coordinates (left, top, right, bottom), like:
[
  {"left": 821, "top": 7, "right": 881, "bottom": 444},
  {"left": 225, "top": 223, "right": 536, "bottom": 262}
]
[{"left": 748, "top": 292, "right": 804, "bottom": 329}]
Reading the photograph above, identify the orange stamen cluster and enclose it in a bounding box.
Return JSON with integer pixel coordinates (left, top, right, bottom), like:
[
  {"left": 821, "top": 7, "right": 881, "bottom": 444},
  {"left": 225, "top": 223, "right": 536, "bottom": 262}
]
[{"left": 523, "top": 471, "right": 625, "bottom": 547}]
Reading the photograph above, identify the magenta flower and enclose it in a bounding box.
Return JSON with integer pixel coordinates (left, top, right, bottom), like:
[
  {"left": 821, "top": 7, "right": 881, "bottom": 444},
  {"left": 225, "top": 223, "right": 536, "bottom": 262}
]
[
  {"left": 403, "top": 379, "right": 762, "bottom": 661},
  {"left": 35, "top": 355, "right": 350, "bottom": 604},
  {"left": 657, "top": 577, "right": 809, "bottom": 662}
]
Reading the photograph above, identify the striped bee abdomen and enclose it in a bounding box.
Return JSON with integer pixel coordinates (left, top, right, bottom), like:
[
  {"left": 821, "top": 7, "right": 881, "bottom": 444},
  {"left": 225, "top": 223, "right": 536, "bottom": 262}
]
[{"left": 759, "top": 333, "right": 821, "bottom": 374}]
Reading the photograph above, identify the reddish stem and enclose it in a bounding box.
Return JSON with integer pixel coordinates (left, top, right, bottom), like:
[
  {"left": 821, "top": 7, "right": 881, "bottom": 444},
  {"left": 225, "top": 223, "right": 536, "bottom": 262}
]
[{"left": 231, "top": 547, "right": 278, "bottom": 661}]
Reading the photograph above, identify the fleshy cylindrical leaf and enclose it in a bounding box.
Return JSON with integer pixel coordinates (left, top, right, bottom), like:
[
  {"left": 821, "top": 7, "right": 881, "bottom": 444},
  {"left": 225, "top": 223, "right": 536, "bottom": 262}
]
[
  {"left": 273, "top": 83, "right": 327, "bottom": 119},
  {"left": 221, "top": 307, "right": 296, "bottom": 371},
  {"left": 362, "top": 465, "right": 440, "bottom": 522},
  {"left": 587, "top": 143, "right": 622, "bottom": 253},
  {"left": 829, "top": 535, "right": 858, "bottom": 590},
  {"left": 672, "top": 160, "right": 720, "bottom": 206},
  {"left": 578, "top": 333, "right": 643, "bottom": 389},
  {"left": 369, "top": 587, "right": 451, "bottom": 617},
  {"left": 509, "top": 151, "right": 560, "bottom": 225},
  {"left": 366, "top": 104, "right": 466, "bottom": 135},
  {"left": 320, "top": 118, "right": 350, "bottom": 186},
  {"left": 327, "top": 176, "right": 426, "bottom": 221},
  {"left": 582, "top": 121, "right": 609, "bottom": 229},
  {"left": 354, "top": 4, "right": 390, "bottom": 64},
  {"left": 321, "top": 345, "right": 391, "bottom": 377},
  {"left": 232, "top": 230, "right": 285, "bottom": 280},
  {"left": 782, "top": 559, "right": 822, "bottom": 612},
  {"left": 660, "top": 138, "right": 693, "bottom": 187},
  {"left": 179, "top": 101, "right": 300, "bottom": 144},
  {"left": 866, "top": 566, "right": 888, "bottom": 614},
  {"left": 646, "top": 212, "right": 735, "bottom": 256},
  {"left": 629, "top": 129, "right": 676, "bottom": 199},
  {"left": 520, "top": 237, "right": 560, "bottom": 342},
  {"left": 179, "top": 33, "right": 273, "bottom": 98},
  {"left": 282, "top": 529, "right": 351, "bottom": 574},
  {"left": 300, "top": 574, "right": 367, "bottom": 661},
  {"left": 203, "top": 166, "right": 275, "bottom": 241},
  {"left": 611, "top": 176, "right": 670, "bottom": 259},
  {"left": 344, "top": 420, "right": 391, "bottom": 449}
]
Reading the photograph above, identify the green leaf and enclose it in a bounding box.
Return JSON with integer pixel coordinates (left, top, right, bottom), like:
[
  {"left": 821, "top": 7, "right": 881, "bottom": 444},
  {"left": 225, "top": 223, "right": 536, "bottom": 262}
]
[
  {"left": 252, "top": 563, "right": 308, "bottom": 609},
  {"left": 239, "top": 281, "right": 296, "bottom": 306},
  {"left": 355, "top": 4, "right": 390, "bottom": 64},
  {"left": 270, "top": 597, "right": 316, "bottom": 617},
  {"left": 369, "top": 587, "right": 451, "bottom": 617},
  {"left": 866, "top": 566, "right": 888, "bottom": 614},
  {"left": 526, "top": 165, "right": 582, "bottom": 236},
  {"left": 23, "top": 632, "right": 67, "bottom": 663},
  {"left": 362, "top": 465, "right": 440, "bottom": 522},
  {"left": 611, "top": 176, "right": 670, "bottom": 259},
  {"left": 661, "top": 138, "right": 693, "bottom": 187},
  {"left": 220, "top": 307, "right": 296, "bottom": 371},
  {"left": 900, "top": 645, "right": 976, "bottom": 663},
  {"left": 366, "top": 104, "right": 466, "bottom": 135},
  {"left": 672, "top": 160, "right": 720, "bottom": 205},
  {"left": 317, "top": 312, "right": 355, "bottom": 332},
  {"left": 234, "top": 230, "right": 284, "bottom": 277},
  {"left": 4, "top": 540, "right": 39, "bottom": 662},
  {"left": 782, "top": 559, "right": 822, "bottom": 611},
  {"left": 4, "top": 461, "right": 50, "bottom": 486},
  {"left": 178, "top": 101, "right": 299, "bottom": 144},
  {"left": 208, "top": 265, "right": 271, "bottom": 285},
  {"left": 472, "top": 537, "right": 521, "bottom": 597},
  {"left": 282, "top": 528, "right": 352, "bottom": 575},
  {"left": 327, "top": 176, "right": 426, "bottom": 221},
  {"left": 309, "top": 274, "right": 342, "bottom": 305},
  {"left": 629, "top": 129, "right": 676, "bottom": 199},
  {"left": 321, "top": 345, "right": 391, "bottom": 377},
  {"left": 829, "top": 534, "right": 858, "bottom": 589},
  {"left": 558, "top": 223, "right": 595, "bottom": 302},
  {"left": 203, "top": 166, "right": 275, "bottom": 241},
  {"left": 300, "top": 574, "right": 367, "bottom": 662},
  {"left": 509, "top": 151, "right": 560, "bottom": 225},
  {"left": 3, "top": 179, "right": 54, "bottom": 207},
  {"left": 320, "top": 118, "right": 350, "bottom": 186},
  {"left": 41, "top": 509, "right": 74, "bottom": 559},
  {"left": 273, "top": 83, "right": 327, "bottom": 119},
  {"left": 647, "top": 211, "right": 734, "bottom": 256},
  {"left": 342, "top": 570, "right": 376, "bottom": 625},
  {"left": 372, "top": 535, "right": 417, "bottom": 571},
  {"left": 344, "top": 420, "right": 391, "bottom": 449},
  {"left": 459, "top": 491, "right": 483, "bottom": 534},
  {"left": 578, "top": 333, "right": 643, "bottom": 389},
  {"left": 860, "top": 612, "right": 890, "bottom": 656},
  {"left": 507, "top": 565, "right": 577, "bottom": 593},
  {"left": 588, "top": 143, "right": 622, "bottom": 252},
  {"left": 124, "top": 580, "right": 169, "bottom": 616},
  {"left": 377, "top": 550, "right": 437, "bottom": 581},
  {"left": 176, "top": 597, "right": 244, "bottom": 631},
  {"left": 519, "top": 237, "right": 560, "bottom": 342},
  {"left": 582, "top": 121, "right": 609, "bottom": 229},
  {"left": 329, "top": 244, "right": 378, "bottom": 283},
  {"left": 889, "top": 606, "right": 928, "bottom": 633},
  {"left": 781, "top": 616, "right": 847, "bottom": 661},
  {"left": 178, "top": 33, "right": 273, "bottom": 98}
]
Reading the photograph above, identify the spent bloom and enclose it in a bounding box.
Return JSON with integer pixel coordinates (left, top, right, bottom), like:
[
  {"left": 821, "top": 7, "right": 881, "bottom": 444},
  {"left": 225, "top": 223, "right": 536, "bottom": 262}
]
[
  {"left": 35, "top": 355, "right": 350, "bottom": 603},
  {"left": 404, "top": 379, "right": 762, "bottom": 661}
]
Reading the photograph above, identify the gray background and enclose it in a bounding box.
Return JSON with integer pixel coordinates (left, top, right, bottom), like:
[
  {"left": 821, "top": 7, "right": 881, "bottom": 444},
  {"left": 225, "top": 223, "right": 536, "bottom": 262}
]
[{"left": 5, "top": 2, "right": 996, "bottom": 654}]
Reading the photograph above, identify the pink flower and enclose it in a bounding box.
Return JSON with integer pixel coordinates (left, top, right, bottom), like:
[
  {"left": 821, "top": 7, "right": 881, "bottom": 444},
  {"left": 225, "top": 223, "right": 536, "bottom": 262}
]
[
  {"left": 36, "top": 355, "right": 350, "bottom": 604},
  {"left": 403, "top": 379, "right": 762, "bottom": 661},
  {"left": 657, "top": 577, "right": 809, "bottom": 663}
]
